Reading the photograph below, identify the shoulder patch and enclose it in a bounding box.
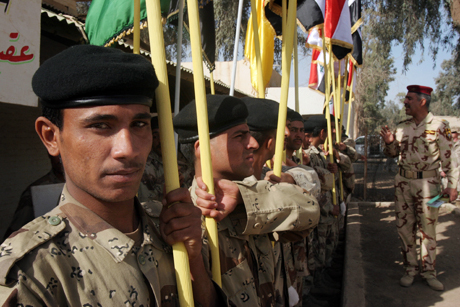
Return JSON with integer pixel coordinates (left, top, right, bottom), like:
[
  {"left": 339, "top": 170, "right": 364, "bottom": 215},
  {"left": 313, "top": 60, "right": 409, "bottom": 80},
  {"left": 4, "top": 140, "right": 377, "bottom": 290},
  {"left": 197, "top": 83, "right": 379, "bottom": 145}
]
[
  {"left": 0, "top": 216, "right": 66, "bottom": 286},
  {"left": 445, "top": 127, "right": 452, "bottom": 141}
]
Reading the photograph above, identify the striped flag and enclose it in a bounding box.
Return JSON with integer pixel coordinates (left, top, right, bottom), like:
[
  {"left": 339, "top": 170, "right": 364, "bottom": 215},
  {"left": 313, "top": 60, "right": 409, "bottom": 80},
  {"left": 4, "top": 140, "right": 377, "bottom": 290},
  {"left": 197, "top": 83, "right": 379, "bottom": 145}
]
[
  {"left": 324, "top": 0, "right": 353, "bottom": 60},
  {"left": 348, "top": 0, "right": 362, "bottom": 66}
]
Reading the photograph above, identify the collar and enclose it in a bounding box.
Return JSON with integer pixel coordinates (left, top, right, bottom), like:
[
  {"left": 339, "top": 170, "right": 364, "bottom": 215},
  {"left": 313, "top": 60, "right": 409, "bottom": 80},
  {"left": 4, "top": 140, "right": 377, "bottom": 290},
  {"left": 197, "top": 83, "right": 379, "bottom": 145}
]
[{"left": 57, "top": 185, "right": 165, "bottom": 263}]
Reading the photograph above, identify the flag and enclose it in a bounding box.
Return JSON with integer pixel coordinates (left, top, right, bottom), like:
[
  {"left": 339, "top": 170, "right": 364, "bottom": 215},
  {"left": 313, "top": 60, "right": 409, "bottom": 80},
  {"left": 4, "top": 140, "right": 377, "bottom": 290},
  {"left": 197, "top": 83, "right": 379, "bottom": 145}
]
[
  {"left": 183, "top": 0, "right": 216, "bottom": 72},
  {"left": 350, "top": 27, "right": 362, "bottom": 66},
  {"left": 85, "top": 0, "right": 180, "bottom": 47},
  {"left": 348, "top": 0, "right": 362, "bottom": 66},
  {"left": 244, "top": 0, "right": 275, "bottom": 92},
  {"left": 265, "top": 0, "right": 325, "bottom": 36},
  {"left": 324, "top": 0, "right": 353, "bottom": 60},
  {"left": 345, "top": 59, "right": 356, "bottom": 102},
  {"left": 348, "top": 0, "right": 362, "bottom": 33}
]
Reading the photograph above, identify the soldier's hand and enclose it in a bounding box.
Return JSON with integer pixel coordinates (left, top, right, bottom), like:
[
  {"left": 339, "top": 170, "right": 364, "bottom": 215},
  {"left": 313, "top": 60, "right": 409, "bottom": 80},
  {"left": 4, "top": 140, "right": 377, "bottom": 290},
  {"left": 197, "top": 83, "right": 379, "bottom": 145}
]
[
  {"left": 195, "top": 176, "right": 242, "bottom": 222},
  {"left": 160, "top": 188, "right": 203, "bottom": 260},
  {"left": 338, "top": 142, "right": 347, "bottom": 151},
  {"left": 264, "top": 171, "right": 295, "bottom": 184},
  {"left": 331, "top": 204, "right": 340, "bottom": 216},
  {"left": 302, "top": 151, "right": 311, "bottom": 165},
  {"left": 380, "top": 125, "right": 395, "bottom": 144},
  {"left": 442, "top": 187, "right": 458, "bottom": 202},
  {"left": 327, "top": 162, "right": 338, "bottom": 174}
]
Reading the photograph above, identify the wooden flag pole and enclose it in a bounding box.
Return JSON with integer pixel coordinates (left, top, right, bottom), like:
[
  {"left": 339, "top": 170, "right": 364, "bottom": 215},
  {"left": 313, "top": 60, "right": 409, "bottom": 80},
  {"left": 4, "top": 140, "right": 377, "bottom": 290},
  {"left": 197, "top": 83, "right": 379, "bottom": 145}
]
[
  {"left": 273, "top": 0, "right": 297, "bottom": 177},
  {"left": 186, "top": 0, "right": 221, "bottom": 287},
  {"left": 210, "top": 71, "right": 215, "bottom": 94},
  {"left": 346, "top": 64, "right": 355, "bottom": 136},
  {"left": 133, "top": 0, "right": 140, "bottom": 54},
  {"left": 145, "top": 0, "right": 194, "bottom": 305}
]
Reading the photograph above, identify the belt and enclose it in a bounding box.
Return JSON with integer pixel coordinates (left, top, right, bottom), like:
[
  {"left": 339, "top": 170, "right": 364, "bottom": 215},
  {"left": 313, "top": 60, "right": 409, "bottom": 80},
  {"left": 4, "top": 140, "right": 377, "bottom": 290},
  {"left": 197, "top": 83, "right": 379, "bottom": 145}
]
[{"left": 399, "top": 168, "right": 438, "bottom": 179}]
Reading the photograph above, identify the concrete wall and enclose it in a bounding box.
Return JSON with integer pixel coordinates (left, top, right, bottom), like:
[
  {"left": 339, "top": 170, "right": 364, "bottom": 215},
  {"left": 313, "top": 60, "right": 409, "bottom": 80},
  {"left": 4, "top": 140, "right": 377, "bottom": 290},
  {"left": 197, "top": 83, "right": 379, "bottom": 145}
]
[{"left": 0, "top": 102, "right": 50, "bottom": 239}]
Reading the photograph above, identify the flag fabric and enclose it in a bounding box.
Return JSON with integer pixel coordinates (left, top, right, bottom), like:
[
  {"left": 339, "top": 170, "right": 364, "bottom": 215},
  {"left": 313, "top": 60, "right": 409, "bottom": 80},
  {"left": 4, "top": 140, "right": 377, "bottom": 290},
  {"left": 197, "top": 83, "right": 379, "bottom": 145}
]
[
  {"left": 244, "top": 0, "right": 275, "bottom": 92},
  {"left": 183, "top": 0, "right": 216, "bottom": 72},
  {"left": 265, "top": 0, "right": 325, "bottom": 36},
  {"left": 324, "top": 0, "right": 353, "bottom": 60},
  {"left": 348, "top": 0, "right": 362, "bottom": 66},
  {"left": 345, "top": 59, "right": 356, "bottom": 102},
  {"left": 85, "top": 0, "right": 180, "bottom": 47},
  {"left": 348, "top": 0, "right": 362, "bottom": 33}
]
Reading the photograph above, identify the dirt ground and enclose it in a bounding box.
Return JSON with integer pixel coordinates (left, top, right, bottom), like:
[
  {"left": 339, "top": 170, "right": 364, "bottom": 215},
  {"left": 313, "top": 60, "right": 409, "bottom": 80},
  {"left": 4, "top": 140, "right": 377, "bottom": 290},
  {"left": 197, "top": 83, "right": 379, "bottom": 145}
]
[{"left": 348, "top": 158, "right": 460, "bottom": 307}]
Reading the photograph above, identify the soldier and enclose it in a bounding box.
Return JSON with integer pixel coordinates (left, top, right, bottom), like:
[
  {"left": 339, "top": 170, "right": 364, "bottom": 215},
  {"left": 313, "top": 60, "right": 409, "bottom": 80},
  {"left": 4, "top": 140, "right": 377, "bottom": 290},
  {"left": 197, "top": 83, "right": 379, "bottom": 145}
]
[
  {"left": 173, "top": 95, "right": 320, "bottom": 307},
  {"left": 241, "top": 97, "right": 321, "bottom": 307},
  {"left": 285, "top": 109, "right": 305, "bottom": 165},
  {"left": 450, "top": 127, "right": 460, "bottom": 198},
  {"left": 0, "top": 45, "right": 224, "bottom": 306},
  {"left": 380, "top": 85, "right": 459, "bottom": 291}
]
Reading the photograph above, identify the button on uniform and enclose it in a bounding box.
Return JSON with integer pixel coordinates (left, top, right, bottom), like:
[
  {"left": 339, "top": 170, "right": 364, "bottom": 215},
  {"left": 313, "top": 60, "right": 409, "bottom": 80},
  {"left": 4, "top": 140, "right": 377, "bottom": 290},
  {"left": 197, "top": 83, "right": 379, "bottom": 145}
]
[{"left": 48, "top": 216, "right": 61, "bottom": 226}]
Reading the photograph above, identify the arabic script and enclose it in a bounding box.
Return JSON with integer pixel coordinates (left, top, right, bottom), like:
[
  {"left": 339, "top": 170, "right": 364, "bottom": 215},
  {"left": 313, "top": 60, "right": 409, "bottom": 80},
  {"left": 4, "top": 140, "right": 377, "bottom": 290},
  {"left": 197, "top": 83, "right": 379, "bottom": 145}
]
[{"left": 0, "top": 32, "right": 34, "bottom": 64}]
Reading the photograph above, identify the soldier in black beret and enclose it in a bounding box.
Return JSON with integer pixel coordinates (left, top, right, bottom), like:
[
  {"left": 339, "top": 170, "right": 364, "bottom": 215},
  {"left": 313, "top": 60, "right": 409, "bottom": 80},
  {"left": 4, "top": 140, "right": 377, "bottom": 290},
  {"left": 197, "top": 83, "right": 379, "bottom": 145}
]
[
  {"left": 0, "top": 45, "right": 222, "bottom": 306},
  {"left": 175, "top": 94, "right": 320, "bottom": 307},
  {"left": 286, "top": 109, "right": 304, "bottom": 165}
]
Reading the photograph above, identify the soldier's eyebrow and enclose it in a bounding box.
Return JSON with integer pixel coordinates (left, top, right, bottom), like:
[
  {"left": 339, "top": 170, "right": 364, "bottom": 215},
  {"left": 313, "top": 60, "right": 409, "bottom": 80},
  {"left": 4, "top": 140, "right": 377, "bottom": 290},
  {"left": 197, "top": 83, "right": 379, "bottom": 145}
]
[
  {"left": 133, "top": 113, "right": 152, "bottom": 120},
  {"left": 83, "top": 114, "right": 118, "bottom": 123}
]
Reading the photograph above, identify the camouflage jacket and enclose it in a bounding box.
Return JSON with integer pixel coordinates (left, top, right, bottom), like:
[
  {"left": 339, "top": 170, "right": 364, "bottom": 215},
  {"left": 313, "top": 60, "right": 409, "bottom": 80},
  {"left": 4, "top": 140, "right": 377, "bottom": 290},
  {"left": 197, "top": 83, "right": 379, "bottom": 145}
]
[
  {"left": 4, "top": 170, "right": 64, "bottom": 240},
  {"left": 384, "top": 112, "right": 459, "bottom": 188},
  {"left": 190, "top": 177, "right": 319, "bottom": 307},
  {"left": 304, "top": 145, "right": 335, "bottom": 223},
  {"left": 340, "top": 142, "right": 359, "bottom": 163},
  {"left": 0, "top": 185, "right": 222, "bottom": 306}
]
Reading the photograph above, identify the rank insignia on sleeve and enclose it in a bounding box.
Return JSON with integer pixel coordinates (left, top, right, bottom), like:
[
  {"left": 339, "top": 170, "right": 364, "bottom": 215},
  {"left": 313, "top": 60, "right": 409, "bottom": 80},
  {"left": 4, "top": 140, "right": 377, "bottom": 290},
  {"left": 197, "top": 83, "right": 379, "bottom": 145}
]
[{"left": 446, "top": 128, "right": 452, "bottom": 141}]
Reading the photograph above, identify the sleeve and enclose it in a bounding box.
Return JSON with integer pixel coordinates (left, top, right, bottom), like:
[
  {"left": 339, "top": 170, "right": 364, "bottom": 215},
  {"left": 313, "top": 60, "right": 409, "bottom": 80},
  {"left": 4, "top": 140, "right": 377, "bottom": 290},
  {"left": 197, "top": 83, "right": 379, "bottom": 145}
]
[
  {"left": 311, "top": 166, "right": 334, "bottom": 192},
  {"left": 337, "top": 153, "right": 351, "bottom": 173},
  {"left": 0, "top": 269, "right": 48, "bottom": 306},
  {"left": 234, "top": 180, "right": 320, "bottom": 236},
  {"left": 438, "top": 123, "right": 459, "bottom": 189},
  {"left": 284, "top": 166, "right": 322, "bottom": 199},
  {"left": 341, "top": 145, "right": 359, "bottom": 162}
]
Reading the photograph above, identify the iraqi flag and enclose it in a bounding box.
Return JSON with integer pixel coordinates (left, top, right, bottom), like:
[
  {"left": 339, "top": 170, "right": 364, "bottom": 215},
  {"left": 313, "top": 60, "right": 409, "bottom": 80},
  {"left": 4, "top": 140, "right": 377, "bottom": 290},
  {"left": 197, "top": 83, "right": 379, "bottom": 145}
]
[
  {"left": 348, "top": 0, "right": 362, "bottom": 66},
  {"left": 350, "top": 27, "right": 362, "bottom": 66},
  {"left": 324, "top": 0, "right": 353, "bottom": 60},
  {"left": 348, "top": 0, "right": 362, "bottom": 32},
  {"left": 345, "top": 59, "right": 356, "bottom": 102}
]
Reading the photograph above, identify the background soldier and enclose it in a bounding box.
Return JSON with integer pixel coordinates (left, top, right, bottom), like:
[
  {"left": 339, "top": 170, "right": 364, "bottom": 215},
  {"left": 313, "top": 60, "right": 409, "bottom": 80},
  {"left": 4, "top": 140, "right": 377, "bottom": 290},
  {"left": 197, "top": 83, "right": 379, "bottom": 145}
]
[{"left": 380, "top": 85, "right": 459, "bottom": 291}]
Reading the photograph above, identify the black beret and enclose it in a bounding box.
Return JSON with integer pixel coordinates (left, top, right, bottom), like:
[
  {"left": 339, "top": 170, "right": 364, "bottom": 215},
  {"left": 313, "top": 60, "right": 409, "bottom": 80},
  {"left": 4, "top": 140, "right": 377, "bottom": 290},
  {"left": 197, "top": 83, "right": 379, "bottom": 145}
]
[
  {"left": 287, "top": 108, "right": 303, "bottom": 122},
  {"left": 173, "top": 95, "right": 248, "bottom": 144},
  {"left": 241, "top": 97, "right": 279, "bottom": 131},
  {"left": 32, "top": 45, "right": 158, "bottom": 109},
  {"left": 306, "top": 115, "right": 328, "bottom": 130},
  {"left": 304, "top": 120, "right": 316, "bottom": 133}
]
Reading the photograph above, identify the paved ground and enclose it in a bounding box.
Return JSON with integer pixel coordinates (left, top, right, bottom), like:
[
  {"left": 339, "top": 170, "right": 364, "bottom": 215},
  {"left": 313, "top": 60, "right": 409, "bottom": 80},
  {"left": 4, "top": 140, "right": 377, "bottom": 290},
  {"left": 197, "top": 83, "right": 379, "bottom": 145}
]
[{"left": 343, "top": 158, "right": 460, "bottom": 307}]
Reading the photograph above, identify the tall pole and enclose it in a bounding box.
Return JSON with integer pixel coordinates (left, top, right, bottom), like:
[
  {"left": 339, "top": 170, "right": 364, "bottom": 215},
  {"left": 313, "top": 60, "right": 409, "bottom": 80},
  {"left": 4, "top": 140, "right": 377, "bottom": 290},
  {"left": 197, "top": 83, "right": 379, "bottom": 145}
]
[
  {"left": 273, "top": 0, "right": 297, "bottom": 176},
  {"left": 250, "top": 0, "right": 265, "bottom": 98},
  {"left": 133, "top": 0, "right": 140, "bottom": 54},
  {"left": 186, "top": 0, "right": 221, "bottom": 287},
  {"left": 145, "top": 0, "right": 193, "bottom": 305},
  {"left": 174, "top": 0, "right": 185, "bottom": 152},
  {"left": 230, "top": 0, "right": 245, "bottom": 96}
]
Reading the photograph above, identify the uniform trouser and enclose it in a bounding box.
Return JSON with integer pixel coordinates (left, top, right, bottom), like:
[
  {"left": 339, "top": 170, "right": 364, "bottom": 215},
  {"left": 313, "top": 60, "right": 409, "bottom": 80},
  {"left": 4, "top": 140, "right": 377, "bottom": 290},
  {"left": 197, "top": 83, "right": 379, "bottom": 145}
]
[{"left": 394, "top": 174, "right": 441, "bottom": 279}]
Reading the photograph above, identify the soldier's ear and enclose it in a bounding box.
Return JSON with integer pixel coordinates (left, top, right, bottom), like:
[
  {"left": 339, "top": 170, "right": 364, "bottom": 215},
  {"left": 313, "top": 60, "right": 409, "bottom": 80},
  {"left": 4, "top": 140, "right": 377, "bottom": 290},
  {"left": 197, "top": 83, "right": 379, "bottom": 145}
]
[
  {"left": 420, "top": 98, "right": 427, "bottom": 107},
  {"left": 35, "top": 116, "right": 60, "bottom": 157},
  {"left": 194, "top": 139, "right": 200, "bottom": 160}
]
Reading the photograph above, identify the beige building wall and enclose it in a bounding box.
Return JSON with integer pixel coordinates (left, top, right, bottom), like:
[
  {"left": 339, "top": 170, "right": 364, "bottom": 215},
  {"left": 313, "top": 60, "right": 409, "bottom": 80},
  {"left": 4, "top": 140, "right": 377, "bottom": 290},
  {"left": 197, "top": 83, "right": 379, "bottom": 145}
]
[{"left": 181, "top": 59, "right": 281, "bottom": 97}]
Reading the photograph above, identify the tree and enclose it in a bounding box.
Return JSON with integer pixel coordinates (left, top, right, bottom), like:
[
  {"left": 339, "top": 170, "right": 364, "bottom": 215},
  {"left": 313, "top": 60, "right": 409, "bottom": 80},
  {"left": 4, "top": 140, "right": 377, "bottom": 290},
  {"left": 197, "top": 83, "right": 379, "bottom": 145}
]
[{"left": 432, "top": 58, "right": 460, "bottom": 116}]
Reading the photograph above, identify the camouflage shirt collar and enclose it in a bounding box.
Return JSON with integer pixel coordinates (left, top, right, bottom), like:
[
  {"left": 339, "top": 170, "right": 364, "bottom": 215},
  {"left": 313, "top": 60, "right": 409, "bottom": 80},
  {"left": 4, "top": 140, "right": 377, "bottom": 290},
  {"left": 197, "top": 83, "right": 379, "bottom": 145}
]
[{"left": 58, "top": 185, "right": 158, "bottom": 262}]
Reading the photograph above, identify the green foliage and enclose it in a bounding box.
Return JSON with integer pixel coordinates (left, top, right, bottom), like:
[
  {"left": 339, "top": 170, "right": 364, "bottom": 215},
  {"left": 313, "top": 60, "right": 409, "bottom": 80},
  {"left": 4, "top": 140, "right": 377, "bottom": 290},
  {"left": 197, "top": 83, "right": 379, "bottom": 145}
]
[
  {"left": 364, "top": 0, "right": 457, "bottom": 70},
  {"left": 432, "top": 58, "right": 460, "bottom": 115}
]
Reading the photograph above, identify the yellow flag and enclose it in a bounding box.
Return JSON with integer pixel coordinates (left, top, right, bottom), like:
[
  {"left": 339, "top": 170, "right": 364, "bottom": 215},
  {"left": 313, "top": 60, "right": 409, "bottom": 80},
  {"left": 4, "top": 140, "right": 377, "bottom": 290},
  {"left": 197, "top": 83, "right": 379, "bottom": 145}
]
[{"left": 244, "top": 0, "right": 275, "bottom": 92}]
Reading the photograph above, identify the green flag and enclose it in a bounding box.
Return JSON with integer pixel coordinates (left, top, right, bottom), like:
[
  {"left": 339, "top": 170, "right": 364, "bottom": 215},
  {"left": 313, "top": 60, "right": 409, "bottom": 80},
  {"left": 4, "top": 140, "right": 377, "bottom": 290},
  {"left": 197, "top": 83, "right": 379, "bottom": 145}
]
[{"left": 85, "top": 0, "right": 180, "bottom": 47}]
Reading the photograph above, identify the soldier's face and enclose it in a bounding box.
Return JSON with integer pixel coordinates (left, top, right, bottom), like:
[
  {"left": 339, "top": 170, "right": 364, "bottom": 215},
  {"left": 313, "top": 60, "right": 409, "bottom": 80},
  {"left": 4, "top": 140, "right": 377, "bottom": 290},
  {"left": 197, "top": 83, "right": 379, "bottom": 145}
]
[
  {"left": 209, "top": 123, "right": 259, "bottom": 180},
  {"left": 287, "top": 120, "right": 305, "bottom": 151},
  {"left": 57, "top": 105, "right": 152, "bottom": 203},
  {"left": 404, "top": 92, "right": 423, "bottom": 116},
  {"left": 303, "top": 132, "right": 311, "bottom": 148}
]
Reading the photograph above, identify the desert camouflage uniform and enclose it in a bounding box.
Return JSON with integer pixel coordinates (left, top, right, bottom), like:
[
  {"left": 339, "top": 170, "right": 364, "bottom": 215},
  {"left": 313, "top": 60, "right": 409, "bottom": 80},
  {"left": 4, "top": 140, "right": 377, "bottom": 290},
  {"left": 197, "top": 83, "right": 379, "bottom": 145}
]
[
  {"left": 384, "top": 112, "right": 459, "bottom": 278},
  {"left": 0, "top": 185, "right": 226, "bottom": 306},
  {"left": 304, "top": 145, "right": 334, "bottom": 272},
  {"left": 261, "top": 165, "right": 321, "bottom": 307},
  {"left": 138, "top": 151, "right": 165, "bottom": 202},
  {"left": 190, "top": 176, "right": 320, "bottom": 307},
  {"left": 4, "top": 170, "right": 64, "bottom": 240},
  {"left": 452, "top": 140, "right": 460, "bottom": 192}
]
